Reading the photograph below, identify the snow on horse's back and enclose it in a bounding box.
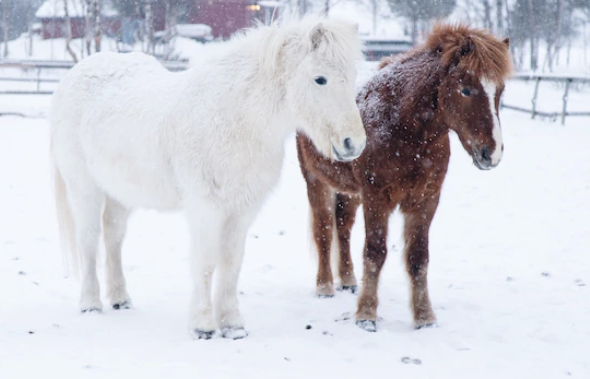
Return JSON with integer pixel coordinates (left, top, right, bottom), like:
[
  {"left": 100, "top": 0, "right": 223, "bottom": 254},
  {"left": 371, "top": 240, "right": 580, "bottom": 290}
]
[{"left": 50, "top": 16, "right": 367, "bottom": 339}]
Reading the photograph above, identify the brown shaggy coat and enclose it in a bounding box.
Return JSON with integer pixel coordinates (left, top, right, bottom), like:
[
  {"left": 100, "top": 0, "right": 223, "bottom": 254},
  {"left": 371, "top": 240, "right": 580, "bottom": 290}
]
[{"left": 297, "top": 23, "right": 512, "bottom": 330}]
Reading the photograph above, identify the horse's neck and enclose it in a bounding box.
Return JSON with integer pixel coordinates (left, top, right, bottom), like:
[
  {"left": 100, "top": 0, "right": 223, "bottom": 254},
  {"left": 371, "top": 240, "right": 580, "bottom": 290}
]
[
  {"left": 395, "top": 55, "right": 448, "bottom": 141},
  {"left": 363, "top": 58, "right": 448, "bottom": 155},
  {"left": 183, "top": 55, "right": 293, "bottom": 152}
]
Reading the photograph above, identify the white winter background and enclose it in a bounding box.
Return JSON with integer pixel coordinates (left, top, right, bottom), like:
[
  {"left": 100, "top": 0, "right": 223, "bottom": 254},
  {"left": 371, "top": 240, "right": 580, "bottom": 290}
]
[{"left": 1, "top": 3, "right": 590, "bottom": 379}]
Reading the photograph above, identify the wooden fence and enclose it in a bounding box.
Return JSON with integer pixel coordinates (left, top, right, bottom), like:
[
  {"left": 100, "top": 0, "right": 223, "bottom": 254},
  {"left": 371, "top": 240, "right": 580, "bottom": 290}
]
[
  {"left": 0, "top": 60, "right": 189, "bottom": 95},
  {"left": 501, "top": 74, "right": 590, "bottom": 125}
]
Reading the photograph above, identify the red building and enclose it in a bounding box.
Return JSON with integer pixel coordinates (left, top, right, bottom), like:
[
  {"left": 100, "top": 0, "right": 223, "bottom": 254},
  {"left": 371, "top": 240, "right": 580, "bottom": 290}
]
[
  {"left": 188, "top": 0, "right": 282, "bottom": 39},
  {"left": 35, "top": 0, "right": 282, "bottom": 41},
  {"left": 35, "top": 0, "right": 120, "bottom": 40}
]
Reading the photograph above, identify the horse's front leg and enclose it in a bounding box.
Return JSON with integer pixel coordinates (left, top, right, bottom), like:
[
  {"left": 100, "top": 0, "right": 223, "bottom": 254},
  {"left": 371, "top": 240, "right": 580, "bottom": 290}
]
[
  {"left": 300, "top": 170, "right": 337, "bottom": 297},
  {"left": 213, "top": 211, "right": 254, "bottom": 340},
  {"left": 356, "top": 192, "right": 395, "bottom": 332},
  {"left": 335, "top": 192, "right": 360, "bottom": 293},
  {"left": 401, "top": 194, "right": 440, "bottom": 329},
  {"left": 186, "top": 201, "right": 223, "bottom": 339}
]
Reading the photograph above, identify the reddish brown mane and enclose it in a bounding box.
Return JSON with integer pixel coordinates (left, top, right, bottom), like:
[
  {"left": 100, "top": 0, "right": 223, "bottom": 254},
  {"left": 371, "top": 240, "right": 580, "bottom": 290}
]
[
  {"left": 426, "top": 23, "right": 513, "bottom": 84},
  {"left": 379, "top": 23, "right": 513, "bottom": 84}
]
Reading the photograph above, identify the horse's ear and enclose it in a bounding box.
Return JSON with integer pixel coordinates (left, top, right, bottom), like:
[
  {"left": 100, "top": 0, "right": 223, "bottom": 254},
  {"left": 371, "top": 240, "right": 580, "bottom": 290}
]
[
  {"left": 503, "top": 37, "right": 510, "bottom": 48},
  {"left": 310, "top": 23, "right": 325, "bottom": 50},
  {"left": 460, "top": 36, "right": 474, "bottom": 56}
]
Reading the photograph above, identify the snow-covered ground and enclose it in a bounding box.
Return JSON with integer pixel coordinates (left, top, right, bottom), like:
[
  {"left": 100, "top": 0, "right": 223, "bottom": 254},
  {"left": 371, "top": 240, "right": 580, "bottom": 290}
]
[{"left": 1, "top": 64, "right": 590, "bottom": 378}]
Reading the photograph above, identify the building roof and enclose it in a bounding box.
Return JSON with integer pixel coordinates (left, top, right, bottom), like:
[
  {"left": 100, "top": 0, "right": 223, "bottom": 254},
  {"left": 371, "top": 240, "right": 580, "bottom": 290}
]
[{"left": 36, "top": 0, "right": 117, "bottom": 19}]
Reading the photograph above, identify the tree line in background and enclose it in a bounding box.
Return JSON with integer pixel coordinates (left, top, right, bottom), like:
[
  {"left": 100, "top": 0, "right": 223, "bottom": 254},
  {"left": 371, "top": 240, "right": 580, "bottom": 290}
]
[
  {"left": 305, "top": 0, "right": 590, "bottom": 71},
  {"left": 449, "top": 0, "right": 590, "bottom": 71},
  {"left": 0, "top": 0, "right": 42, "bottom": 58},
  {"left": 1, "top": 0, "right": 590, "bottom": 72}
]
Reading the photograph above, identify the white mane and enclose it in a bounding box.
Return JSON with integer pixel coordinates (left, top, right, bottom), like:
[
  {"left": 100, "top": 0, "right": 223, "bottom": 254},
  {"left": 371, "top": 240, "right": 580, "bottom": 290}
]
[{"left": 189, "top": 16, "right": 363, "bottom": 75}]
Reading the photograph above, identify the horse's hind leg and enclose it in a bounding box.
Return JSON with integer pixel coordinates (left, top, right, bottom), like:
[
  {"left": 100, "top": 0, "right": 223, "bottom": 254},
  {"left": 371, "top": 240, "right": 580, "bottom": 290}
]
[
  {"left": 103, "top": 197, "right": 132, "bottom": 310},
  {"left": 66, "top": 180, "right": 105, "bottom": 313},
  {"left": 401, "top": 194, "right": 440, "bottom": 329},
  {"left": 302, "top": 170, "right": 336, "bottom": 297},
  {"left": 334, "top": 192, "right": 360, "bottom": 293}
]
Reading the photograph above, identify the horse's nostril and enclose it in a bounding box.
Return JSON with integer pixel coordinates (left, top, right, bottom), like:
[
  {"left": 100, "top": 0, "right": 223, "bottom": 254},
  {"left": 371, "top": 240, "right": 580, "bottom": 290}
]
[
  {"left": 481, "top": 146, "right": 490, "bottom": 161},
  {"left": 343, "top": 137, "right": 353, "bottom": 152}
]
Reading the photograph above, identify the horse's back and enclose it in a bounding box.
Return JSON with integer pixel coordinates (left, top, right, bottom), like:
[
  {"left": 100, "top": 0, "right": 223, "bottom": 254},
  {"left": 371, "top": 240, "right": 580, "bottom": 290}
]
[
  {"left": 50, "top": 52, "right": 181, "bottom": 210},
  {"left": 51, "top": 51, "right": 166, "bottom": 132}
]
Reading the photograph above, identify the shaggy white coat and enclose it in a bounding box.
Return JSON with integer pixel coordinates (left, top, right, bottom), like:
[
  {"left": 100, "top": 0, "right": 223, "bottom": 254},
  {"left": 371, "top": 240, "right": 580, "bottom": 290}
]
[{"left": 50, "top": 16, "right": 366, "bottom": 339}]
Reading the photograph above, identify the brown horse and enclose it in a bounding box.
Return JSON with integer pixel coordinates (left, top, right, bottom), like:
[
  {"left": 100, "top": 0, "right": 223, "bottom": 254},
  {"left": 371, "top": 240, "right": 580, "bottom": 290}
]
[{"left": 297, "top": 23, "right": 513, "bottom": 332}]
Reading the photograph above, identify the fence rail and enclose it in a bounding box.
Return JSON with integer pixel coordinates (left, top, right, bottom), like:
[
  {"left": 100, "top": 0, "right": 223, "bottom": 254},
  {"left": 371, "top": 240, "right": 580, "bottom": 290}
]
[
  {"left": 0, "top": 59, "right": 190, "bottom": 71},
  {"left": 0, "top": 59, "right": 190, "bottom": 95},
  {"left": 501, "top": 74, "right": 590, "bottom": 124}
]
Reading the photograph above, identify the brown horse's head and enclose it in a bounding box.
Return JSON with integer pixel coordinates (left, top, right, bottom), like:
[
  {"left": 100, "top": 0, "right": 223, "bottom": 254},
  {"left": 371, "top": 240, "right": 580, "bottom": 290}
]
[{"left": 430, "top": 24, "right": 513, "bottom": 170}]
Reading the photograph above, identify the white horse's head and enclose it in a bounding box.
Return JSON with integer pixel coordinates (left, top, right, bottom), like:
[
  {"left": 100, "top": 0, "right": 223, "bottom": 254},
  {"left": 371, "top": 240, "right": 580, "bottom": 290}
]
[{"left": 265, "top": 18, "right": 366, "bottom": 162}]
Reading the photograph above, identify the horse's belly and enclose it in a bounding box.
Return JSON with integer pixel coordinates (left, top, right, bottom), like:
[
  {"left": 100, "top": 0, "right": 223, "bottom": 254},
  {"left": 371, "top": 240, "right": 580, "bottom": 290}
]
[
  {"left": 93, "top": 167, "right": 179, "bottom": 210},
  {"left": 92, "top": 164, "right": 179, "bottom": 210},
  {"left": 83, "top": 141, "right": 180, "bottom": 210}
]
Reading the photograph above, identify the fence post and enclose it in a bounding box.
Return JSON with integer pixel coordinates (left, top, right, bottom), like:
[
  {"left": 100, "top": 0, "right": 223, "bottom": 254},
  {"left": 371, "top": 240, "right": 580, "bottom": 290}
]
[
  {"left": 531, "top": 77, "right": 540, "bottom": 119},
  {"left": 561, "top": 79, "right": 571, "bottom": 125},
  {"left": 36, "top": 67, "right": 41, "bottom": 93}
]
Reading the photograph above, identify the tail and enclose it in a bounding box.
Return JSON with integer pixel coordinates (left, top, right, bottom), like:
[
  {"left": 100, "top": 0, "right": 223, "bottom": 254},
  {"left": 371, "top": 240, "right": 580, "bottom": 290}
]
[{"left": 52, "top": 160, "right": 79, "bottom": 278}]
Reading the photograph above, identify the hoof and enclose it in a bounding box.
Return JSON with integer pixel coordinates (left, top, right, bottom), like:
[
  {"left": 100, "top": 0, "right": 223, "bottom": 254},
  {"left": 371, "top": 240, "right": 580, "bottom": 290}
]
[
  {"left": 337, "top": 285, "right": 358, "bottom": 294},
  {"left": 316, "top": 283, "right": 335, "bottom": 298},
  {"left": 415, "top": 322, "right": 437, "bottom": 330},
  {"left": 81, "top": 308, "right": 102, "bottom": 314},
  {"left": 112, "top": 301, "right": 132, "bottom": 310},
  {"left": 356, "top": 319, "right": 377, "bottom": 332},
  {"left": 192, "top": 329, "right": 217, "bottom": 340},
  {"left": 222, "top": 327, "right": 248, "bottom": 340}
]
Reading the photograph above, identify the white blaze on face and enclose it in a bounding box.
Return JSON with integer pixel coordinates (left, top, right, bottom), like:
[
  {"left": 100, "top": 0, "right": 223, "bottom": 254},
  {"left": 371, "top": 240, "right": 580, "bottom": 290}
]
[{"left": 481, "top": 79, "right": 503, "bottom": 165}]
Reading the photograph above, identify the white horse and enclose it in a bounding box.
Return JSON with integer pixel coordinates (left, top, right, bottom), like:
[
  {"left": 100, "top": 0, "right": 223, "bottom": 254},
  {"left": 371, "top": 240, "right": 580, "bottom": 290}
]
[{"left": 50, "top": 17, "right": 366, "bottom": 339}]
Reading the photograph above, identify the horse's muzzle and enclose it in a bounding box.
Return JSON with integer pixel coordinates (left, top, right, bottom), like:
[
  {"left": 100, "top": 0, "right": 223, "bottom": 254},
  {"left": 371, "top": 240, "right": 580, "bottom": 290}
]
[
  {"left": 472, "top": 145, "right": 497, "bottom": 170},
  {"left": 332, "top": 137, "right": 366, "bottom": 162}
]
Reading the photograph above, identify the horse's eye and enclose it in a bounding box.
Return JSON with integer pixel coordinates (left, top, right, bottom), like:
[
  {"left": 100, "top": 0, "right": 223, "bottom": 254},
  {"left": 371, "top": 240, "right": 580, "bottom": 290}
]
[
  {"left": 315, "top": 76, "right": 327, "bottom": 85},
  {"left": 461, "top": 87, "right": 471, "bottom": 97}
]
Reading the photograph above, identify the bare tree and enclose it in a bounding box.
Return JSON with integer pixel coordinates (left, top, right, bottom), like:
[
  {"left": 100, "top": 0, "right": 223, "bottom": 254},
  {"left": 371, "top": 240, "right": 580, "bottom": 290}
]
[
  {"left": 63, "top": 0, "right": 78, "bottom": 62},
  {"left": 572, "top": 0, "right": 590, "bottom": 68},
  {"left": 370, "top": 0, "right": 379, "bottom": 36},
  {"left": 495, "top": 0, "right": 503, "bottom": 33},
  {"left": 144, "top": 0, "right": 154, "bottom": 55},
  {"left": 544, "top": 0, "right": 562, "bottom": 71},
  {"left": 163, "top": 0, "right": 172, "bottom": 59},
  {"left": 387, "top": 0, "right": 456, "bottom": 45},
  {"left": 93, "top": 0, "right": 101, "bottom": 52},
  {"left": 84, "top": 0, "right": 92, "bottom": 55},
  {"left": 0, "top": 0, "right": 12, "bottom": 58},
  {"left": 27, "top": 1, "right": 36, "bottom": 57},
  {"left": 525, "top": 0, "right": 538, "bottom": 70},
  {"left": 482, "top": 0, "right": 492, "bottom": 29}
]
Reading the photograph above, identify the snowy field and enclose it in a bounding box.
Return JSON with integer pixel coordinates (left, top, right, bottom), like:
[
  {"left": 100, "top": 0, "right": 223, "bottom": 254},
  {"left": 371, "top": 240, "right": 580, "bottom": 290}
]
[{"left": 1, "top": 67, "right": 590, "bottom": 378}]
